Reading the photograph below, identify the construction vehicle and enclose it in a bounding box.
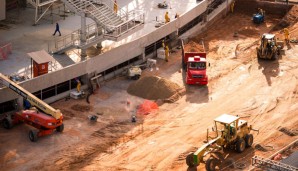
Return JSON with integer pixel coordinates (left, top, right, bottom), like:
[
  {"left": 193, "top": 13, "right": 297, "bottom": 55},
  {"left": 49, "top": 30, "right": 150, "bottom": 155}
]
[
  {"left": 253, "top": 8, "right": 265, "bottom": 24},
  {"left": 128, "top": 66, "right": 142, "bottom": 80},
  {"left": 127, "top": 59, "right": 158, "bottom": 80},
  {"left": 0, "top": 73, "right": 64, "bottom": 142},
  {"left": 186, "top": 114, "right": 258, "bottom": 170},
  {"left": 257, "top": 33, "right": 284, "bottom": 60},
  {"left": 181, "top": 39, "right": 208, "bottom": 85}
]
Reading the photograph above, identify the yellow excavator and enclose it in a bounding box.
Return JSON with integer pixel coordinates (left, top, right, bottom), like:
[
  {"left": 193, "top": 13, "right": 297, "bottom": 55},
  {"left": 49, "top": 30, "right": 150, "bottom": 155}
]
[{"left": 256, "top": 33, "right": 284, "bottom": 60}]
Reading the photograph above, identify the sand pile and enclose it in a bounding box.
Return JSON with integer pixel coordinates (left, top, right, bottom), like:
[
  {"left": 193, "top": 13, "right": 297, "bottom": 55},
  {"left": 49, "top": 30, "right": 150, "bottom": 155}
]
[
  {"left": 184, "top": 41, "right": 205, "bottom": 52},
  {"left": 127, "top": 76, "right": 183, "bottom": 101},
  {"left": 272, "top": 5, "right": 298, "bottom": 31}
]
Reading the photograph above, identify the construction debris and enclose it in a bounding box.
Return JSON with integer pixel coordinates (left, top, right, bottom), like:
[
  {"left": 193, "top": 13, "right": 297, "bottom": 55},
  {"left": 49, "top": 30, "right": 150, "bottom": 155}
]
[{"left": 127, "top": 76, "right": 183, "bottom": 101}]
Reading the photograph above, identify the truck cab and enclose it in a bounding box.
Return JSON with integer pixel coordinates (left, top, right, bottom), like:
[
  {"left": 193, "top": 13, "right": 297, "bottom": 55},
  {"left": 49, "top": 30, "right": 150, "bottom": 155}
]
[{"left": 186, "top": 56, "right": 208, "bottom": 85}]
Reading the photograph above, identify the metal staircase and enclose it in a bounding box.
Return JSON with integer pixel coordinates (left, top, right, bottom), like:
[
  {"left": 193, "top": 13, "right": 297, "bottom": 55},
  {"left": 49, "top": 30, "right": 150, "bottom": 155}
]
[{"left": 49, "top": 0, "right": 145, "bottom": 54}]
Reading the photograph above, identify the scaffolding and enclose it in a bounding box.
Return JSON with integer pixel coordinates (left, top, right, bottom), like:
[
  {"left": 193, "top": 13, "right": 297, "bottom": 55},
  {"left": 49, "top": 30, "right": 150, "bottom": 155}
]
[
  {"left": 252, "top": 156, "right": 298, "bottom": 171},
  {"left": 251, "top": 139, "right": 298, "bottom": 171}
]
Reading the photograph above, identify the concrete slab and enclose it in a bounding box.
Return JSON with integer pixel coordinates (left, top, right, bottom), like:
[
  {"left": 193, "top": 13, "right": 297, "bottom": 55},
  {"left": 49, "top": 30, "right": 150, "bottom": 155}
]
[{"left": 0, "top": 0, "right": 199, "bottom": 77}]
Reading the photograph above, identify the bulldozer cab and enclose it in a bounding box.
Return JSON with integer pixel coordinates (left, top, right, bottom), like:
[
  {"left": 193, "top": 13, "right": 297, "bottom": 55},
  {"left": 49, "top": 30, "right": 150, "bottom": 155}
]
[{"left": 214, "top": 114, "right": 239, "bottom": 142}]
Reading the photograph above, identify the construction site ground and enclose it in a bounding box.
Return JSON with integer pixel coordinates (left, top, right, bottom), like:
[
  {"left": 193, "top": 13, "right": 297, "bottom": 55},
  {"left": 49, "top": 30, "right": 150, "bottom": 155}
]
[{"left": 1, "top": 2, "right": 298, "bottom": 171}]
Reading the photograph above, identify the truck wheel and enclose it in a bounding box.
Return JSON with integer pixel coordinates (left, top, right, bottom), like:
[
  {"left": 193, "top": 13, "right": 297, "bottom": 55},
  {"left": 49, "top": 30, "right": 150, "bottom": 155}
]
[
  {"left": 205, "top": 157, "right": 219, "bottom": 171},
  {"left": 135, "top": 75, "right": 140, "bottom": 80},
  {"left": 245, "top": 134, "right": 253, "bottom": 147},
  {"left": 2, "top": 118, "right": 13, "bottom": 129},
  {"left": 236, "top": 138, "right": 246, "bottom": 153},
  {"left": 186, "top": 152, "right": 197, "bottom": 167},
  {"left": 29, "top": 130, "right": 38, "bottom": 142},
  {"left": 56, "top": 124, "right": 64, "bottom": 132}
]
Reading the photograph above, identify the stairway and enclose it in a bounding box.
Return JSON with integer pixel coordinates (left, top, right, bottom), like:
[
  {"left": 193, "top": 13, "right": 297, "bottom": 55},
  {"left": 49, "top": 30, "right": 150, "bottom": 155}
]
[
  {"left": 62, "top": 0, "right": 123, "bottom": 32},
  {"left": 50, "top": 0, "right": 145, "bottom": 54}
]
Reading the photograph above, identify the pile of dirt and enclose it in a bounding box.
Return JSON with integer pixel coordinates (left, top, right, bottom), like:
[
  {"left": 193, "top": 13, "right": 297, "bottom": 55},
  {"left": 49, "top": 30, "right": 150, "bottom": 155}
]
[
  {"left": 272, "top": 5, "right": 298, "bottom": 31},
  {"left": 70, "top": 104, "right": 92, "bottom": 112},
  {"left": 127, "top": 76, "right": 183, "bottom": 101},
  {"left": 184, "top": 40, "right": 205, "bottom": 52}
]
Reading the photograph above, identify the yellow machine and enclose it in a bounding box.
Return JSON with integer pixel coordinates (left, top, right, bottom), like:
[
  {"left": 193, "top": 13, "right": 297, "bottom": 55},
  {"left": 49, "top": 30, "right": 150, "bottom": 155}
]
[
  {"left": 257, "top": 33, "right": 284, "bottom": 60},
  {"left": 186, "top": 114, "right": 258, "bottom": 170}
]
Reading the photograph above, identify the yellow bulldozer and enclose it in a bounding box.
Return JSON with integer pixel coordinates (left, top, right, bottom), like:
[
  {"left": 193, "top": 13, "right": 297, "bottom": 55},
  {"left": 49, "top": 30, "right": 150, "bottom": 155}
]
[
  {"left": 186, "top": 114, "right": 258, "bottom": 170},
  {"left": 256, "top": 33, "right": 284, "bottom": 60}
]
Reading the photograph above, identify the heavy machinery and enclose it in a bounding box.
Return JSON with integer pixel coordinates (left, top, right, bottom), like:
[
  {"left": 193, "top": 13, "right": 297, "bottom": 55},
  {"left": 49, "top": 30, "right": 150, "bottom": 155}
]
[
  {"left": 181, "top": 39, "right": 208, "bottom": 85},
  {"left": 127, "top": 59, "right": 158, "bottom": 80},
  {"left": 127, "top": 66, "right": 142, "bottom": 80},
  {"left": 186, "top": 114, "right": 258, "bottom": 170},
  {"left": 253, "top": 8, "right": 265, "bottom": 24},
  {"left": 0, "top": 73, "right": 64, "bottom": 142},
  {"left": 257, "top": 33, "right": 284, "bottom": 60}
]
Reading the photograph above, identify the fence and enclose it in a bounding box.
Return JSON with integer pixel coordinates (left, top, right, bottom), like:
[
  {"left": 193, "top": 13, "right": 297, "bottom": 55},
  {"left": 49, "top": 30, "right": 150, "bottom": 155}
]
[{"left": 0, "top": 43, "right": 12, "bottom": 60}]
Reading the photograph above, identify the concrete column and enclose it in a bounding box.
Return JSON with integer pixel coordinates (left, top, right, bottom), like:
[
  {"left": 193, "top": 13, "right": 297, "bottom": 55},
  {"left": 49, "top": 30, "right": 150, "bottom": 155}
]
[
  {"left": 0, "top": 0, "right": 5, "bottom": 21},
  {"left": 96, "top": 24, "right": 103, "bottom": 51},
  {"left": 80, "top": 14, "right": 87, "bottom": 60}
]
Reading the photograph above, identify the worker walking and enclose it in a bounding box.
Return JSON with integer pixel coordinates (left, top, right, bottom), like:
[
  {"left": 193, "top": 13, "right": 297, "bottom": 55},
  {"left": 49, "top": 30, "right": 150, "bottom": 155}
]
[
  {"left": 165, "top": 11, "right": 170, "bottom": 23},
  {"left": 164, "top": 45, "right": 169, "bottom": 62},
  {"left": 114, "top": 0, "right": 118, "bottom": 14},
  {"left": 284, "top": 28, "right": 290, "bottom": 43},
  {"left": 52, "top": 23, "right": 61, "bottom": 36},
  {"left": 230, "top": 1, "right": 235, "bottom": 13}
]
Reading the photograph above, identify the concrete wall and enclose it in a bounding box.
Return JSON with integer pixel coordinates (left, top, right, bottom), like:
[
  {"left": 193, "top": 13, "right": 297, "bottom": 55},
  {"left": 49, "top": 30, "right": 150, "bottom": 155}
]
[
  {"left": 0, "top": 0, "right": 233, "bottom": 103},
  {"left": 0, "top": 0, "right": 5, "bottom": 21}
]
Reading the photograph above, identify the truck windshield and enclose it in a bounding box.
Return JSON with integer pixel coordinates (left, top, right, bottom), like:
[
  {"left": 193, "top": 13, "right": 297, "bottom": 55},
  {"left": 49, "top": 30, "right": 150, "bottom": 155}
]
[{"left": 189, "top": 62, "right": 206, "bottom": 70}]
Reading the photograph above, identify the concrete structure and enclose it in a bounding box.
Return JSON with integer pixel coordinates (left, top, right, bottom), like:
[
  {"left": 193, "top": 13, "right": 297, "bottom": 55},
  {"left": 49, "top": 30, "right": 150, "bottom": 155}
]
[
  {"left": 0, "top": 0, "right": 234, "bottom": 110},
  {"left": 0, "top": 0, "right": 5, "bottom": 21}
]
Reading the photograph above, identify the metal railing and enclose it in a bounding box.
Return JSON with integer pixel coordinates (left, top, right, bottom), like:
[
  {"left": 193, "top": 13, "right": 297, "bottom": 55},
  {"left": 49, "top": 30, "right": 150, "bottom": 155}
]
[
  {"left": 63, "top": 0, "right": 115, "bottom": 27},
  {"left": 104, "top": 10, "right": 145, "bottom": 40},
  {"left": 48, "top": 22, "right": 102, "bottom": 53}
]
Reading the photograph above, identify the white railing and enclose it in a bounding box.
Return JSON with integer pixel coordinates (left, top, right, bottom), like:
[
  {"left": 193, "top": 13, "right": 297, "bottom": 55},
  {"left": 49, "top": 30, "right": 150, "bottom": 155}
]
[
  {"left": 48, "top": 22, "right": 103, "bottom": 53},
  {"left": 64, "top": 0, "right": 115, "bottom": 26},
  {"left": 104, "top": 10, "right": 145, "bottom": 39}
]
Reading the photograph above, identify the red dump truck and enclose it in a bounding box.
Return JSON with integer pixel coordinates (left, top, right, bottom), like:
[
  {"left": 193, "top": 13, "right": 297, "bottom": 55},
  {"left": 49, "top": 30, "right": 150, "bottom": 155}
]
[{"left": 181, "top": 40, "right": 208, "bottom": 85}]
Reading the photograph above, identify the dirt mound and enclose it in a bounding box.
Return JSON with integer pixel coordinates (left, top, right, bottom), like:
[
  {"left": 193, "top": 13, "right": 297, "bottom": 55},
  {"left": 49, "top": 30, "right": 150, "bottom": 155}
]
[
  {"left": 272, "top": 5, "right": 298, "bottom": 31},
  {"left": 127, "top": 76, "right": 182, "bottom": 101},
  {"left": 184, "top": 40, "right": 205, "bottom": 52},
  {"left": 71, "top": 104, "right": 92, "bottom": 112}
]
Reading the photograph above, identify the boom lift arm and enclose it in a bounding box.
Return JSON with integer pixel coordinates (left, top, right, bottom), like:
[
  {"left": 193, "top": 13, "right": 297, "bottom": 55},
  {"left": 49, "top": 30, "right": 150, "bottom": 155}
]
[{"left": 0, "top": 73, "right": 62, "bottom": 119}]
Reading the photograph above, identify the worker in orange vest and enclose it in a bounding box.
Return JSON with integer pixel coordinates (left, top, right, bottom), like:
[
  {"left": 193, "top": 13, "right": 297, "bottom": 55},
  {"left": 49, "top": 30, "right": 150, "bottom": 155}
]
[
  {"left": 165, "top": 11, "right": 170, "bottom": 23},
  {"left": 114, "top": 0, "right": 118, "bottom": 14}
]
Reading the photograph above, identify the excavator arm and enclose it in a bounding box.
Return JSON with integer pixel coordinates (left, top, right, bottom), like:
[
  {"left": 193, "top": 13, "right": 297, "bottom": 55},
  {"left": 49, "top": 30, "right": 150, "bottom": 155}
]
[{"left": 0, "top": 73, "right": 62, "bottom": 119}]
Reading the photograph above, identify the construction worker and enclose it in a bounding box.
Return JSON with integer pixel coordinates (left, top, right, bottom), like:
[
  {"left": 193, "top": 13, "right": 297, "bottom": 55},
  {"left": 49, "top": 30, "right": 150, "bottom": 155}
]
[
  {"left": 76, "top": 79, "right": 81, "bottom": 92},
  {"left": 162, "top": 40, "right": 165, "bottom": 48},
  {"left": 230, "top": 1, "right": 235, "bottom": 13},
  {"left": 165, "top": 11, "right": 170, "bottom": 23},
  {"left": 114, "top": 0, "right": 118, "bottom": 14},
  {"left": 164, "top": 45, "right": 169, "bottom": 62},
  {"left": 284, "top": 28, "right": 290, "bottom": 43},
  {"left": 258, "top": 8, "right": 265, "bottom": 17},
  {"left": 175, "top": 13, "right": 179, "bottom": 19}
]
